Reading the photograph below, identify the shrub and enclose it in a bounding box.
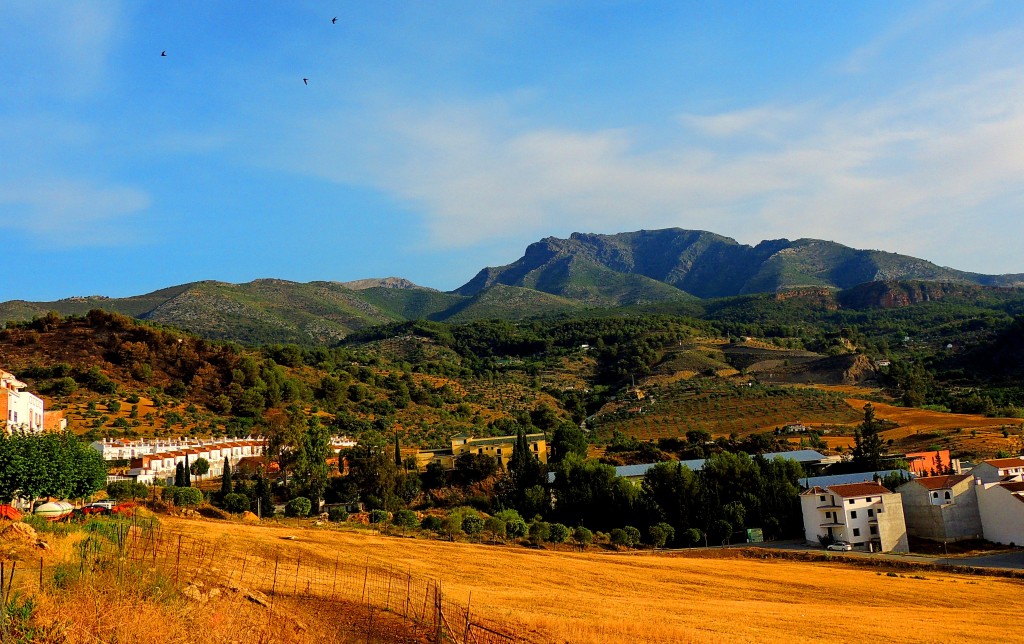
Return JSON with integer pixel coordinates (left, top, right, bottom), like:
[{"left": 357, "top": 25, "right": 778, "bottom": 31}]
[
  {"left": 369, "top": 509, "right": 390, "bottom": 524},
  {"left": 173, "top": 487, "right": 203, "bottom": 507},
  {"left": 328, "top": 507, "right": 349, "bottom": 522},
  {"left": 547, "top": 523, "right": 570, "bottom": 544},
  {"left": 222, "top": 493, "right": 250, "bottom": 514},
  {"left": 161, "top": 486, "right": 179, "bottom": 502},
  {"left": 106, "top": 480, "right": 149, "bottom": 501},
  {"left": 393, "top": 509, "right": 418, "bottom": 531},
  {"left": 420, "top": 515, "right": 443, "bottom": 533},
  {"left": 286, "top": 497, "right": 312, "bottom": 518}
]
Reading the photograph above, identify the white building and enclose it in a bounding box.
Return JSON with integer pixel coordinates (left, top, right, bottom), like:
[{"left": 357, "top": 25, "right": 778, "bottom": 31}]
[
  {"left": 975, "top": 480, "right": 1024, "bottom": 546},
  {"left": 970, "top": 457, "right": 1024, "bottom": 484},
  {"left": 1, "top": 369, "right": 45, "bottom": 434},
  {"left": 800, "top": 482, "right": 909, "bottom": 553}
]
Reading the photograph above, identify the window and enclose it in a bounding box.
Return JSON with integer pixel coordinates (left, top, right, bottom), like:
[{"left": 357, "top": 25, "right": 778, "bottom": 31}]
[
  {"left": 819, "top": 495, "right": 826, "bottom": 502},
  {"left": 870, "top": 526, "right": 877, "bottom": 535},
  {"left": 851, "top": 510, "right": 858, "bottom": 519},
  {"left": 867, "top": 509, "right": 874, "bottom": 518},
  {"left": 853, "top": 528, "right": 860, "bottom": 537},
  {"left": 932, "top": 492, "right": 939, "bottom": 499},
  {"left": 944, "top": 491, "right": 951, "bottom": 500},
  {"left": 848, "top": 499, "right": 855, "bottom": 505}
]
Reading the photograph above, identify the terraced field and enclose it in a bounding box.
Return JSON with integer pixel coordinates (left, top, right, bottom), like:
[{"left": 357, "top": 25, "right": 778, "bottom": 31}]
[{"left": 591, "top": 379, "right": 861, "bottom": 440}]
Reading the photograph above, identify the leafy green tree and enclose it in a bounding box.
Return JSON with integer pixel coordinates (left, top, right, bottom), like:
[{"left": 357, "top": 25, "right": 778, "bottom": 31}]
[
  {"left": 547, "top": 523, "right": 570, "bottom": 544},
  {"left": 286, "top": 497, "right": 312, "bottom": 517},
  {"left": 551, "top": 454, "right": 637, "bottom": 532},
  {"left": 495, "top": 509, "right": 527, "bottom": 538},
  {"left": 293, "top": 416, "right": 332, "bottom": 510},
  {"left": 462, "top": 515, "right": 485, "bottom": 538},
  {"left": 498, "top": 428, "right": 547, "bottom": 515},
  {"left": 623, "top": 526, "right": 641, "bottom": 548},
  {"left": 190, "top": 457, "right": 210, "bottom": 481},
  {"left": 551, "top": 422, "right": 588, "bottom": 463},
  {"left": 649, "top": 522, "right": 675, "bottom": 549},
  {"left": 610, "top": 528, "right": 629, "bottom": 548},
  {"left": 393, "top": 509, "right": 419, "bottom": 533},
  {"left": 420, "top": 515, "right": 443, "bottom": 534},
  {"left": 528, "top": 520, "right": 550, "bottom": 546},
  {"left": 484, "top": 516, "right": 507, "bottom": 543},
  {"left": 571, "top": 526, "right": 593, "bottom": 551}
]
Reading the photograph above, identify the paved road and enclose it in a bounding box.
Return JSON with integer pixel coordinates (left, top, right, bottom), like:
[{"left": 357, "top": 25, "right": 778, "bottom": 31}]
[{"left": 750, "top": 539, "right": 1024, "bottom": 571}]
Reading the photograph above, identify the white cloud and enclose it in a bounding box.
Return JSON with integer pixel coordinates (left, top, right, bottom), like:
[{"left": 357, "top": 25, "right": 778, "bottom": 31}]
[{"left": 0, "top": 179, "right": 151, "bottom": 246}]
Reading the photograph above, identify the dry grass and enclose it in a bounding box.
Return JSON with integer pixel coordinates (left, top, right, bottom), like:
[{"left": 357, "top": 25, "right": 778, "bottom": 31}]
[{"left": 162, "top": 516, "right": 1022, "bottom": 644}]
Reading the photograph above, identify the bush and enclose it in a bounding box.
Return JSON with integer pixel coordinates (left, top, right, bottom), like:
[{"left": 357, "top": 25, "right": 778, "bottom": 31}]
[
  {"left": 161, "top": 486, "right": 178, "bottom": 502},
  {"left": 328, "top": 507, "right": 349, "bottom": 522},
  {"left": 547, "top": 523, "right": 570, "bottom": 544},
  {"left": 106, "top": 480, "right": 149, "bottom": 501},
  {"left": 173, "top": 487, "right": 203, "bottom": 507},
  {"left": 286, "top": 497, "right": 312, "bottom": 518},
  {"left": 393, "top": 509, "right": 418, "bottom": 531},
  {"left": 683, "top": 527, "right": 703, "bottom": 547},
  {"left": 222, "top": 493, "right": 250, "bottom": 514},
  {"left": 369, "top": 509, "right": 390, "bottom": 524},
  {"left": 420, "top": 515, "right": 443, "bottom": 533}
]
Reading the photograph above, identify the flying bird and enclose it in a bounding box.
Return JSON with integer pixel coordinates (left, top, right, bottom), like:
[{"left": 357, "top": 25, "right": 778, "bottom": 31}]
[
  {"left": 161, "top": 50, "right": 167, "bottom": 57},
  {"left": 332, "top": 16, "right": 338, "bottom": 24},
  {"left": 303, "top": 78, "right": 309, "bottom": 85}
]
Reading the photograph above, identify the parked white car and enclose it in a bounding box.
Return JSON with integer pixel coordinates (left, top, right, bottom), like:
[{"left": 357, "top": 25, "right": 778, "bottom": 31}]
[{"left": 826, "top": 541, "right": 853, "bottom": 551}]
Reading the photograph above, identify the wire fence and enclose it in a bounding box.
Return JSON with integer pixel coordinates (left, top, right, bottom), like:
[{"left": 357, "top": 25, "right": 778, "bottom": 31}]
[{"left": 1, "top": 519, "right": 539, "bottom": 643}]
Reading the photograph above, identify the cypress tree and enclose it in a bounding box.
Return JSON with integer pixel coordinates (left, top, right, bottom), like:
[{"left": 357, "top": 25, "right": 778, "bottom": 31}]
[
  {"left": 174, "top": 462, "right": 186, "bottom": 487},
  {"left": 221, "top": 458, "right": 233, "bottom": 498},
  {"left": 184, "top": 453, "right": 192, "bottom": 487},
  {"left": 394, "top": 431, "right": 402, "bottom": 468}
]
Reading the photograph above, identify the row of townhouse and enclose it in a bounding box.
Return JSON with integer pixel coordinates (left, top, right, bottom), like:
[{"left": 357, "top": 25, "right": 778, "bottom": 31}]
[
  {"left": 121, "top": 439, "right": 267, "bottom": 484},
  {"left": 98, "top": 435, "right": 358, "bottom": 484},
  {"left": 801, "top": 456, "right": 1024, "bottom": 552}
]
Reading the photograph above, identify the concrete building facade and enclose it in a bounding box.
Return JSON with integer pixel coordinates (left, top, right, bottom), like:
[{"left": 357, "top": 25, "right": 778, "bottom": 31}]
[
  {"left": 975, "top": 480, "right": 1024, "bottom": 546},
  {"left": 897, "top": 474, "right": 983, "bottom": 543}
]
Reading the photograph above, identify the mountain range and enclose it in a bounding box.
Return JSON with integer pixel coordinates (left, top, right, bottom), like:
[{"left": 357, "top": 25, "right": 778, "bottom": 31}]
[{"left": 4, "top": 228, "right": 1023, "bottom": 344}]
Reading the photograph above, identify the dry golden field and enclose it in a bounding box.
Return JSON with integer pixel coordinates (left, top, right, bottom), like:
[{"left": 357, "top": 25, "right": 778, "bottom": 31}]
[{"left": 164, "top": 516, "right": 1020, "bottom": 644}]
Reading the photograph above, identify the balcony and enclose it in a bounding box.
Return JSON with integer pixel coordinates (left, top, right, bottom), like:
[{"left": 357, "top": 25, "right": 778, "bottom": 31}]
[
  {"left": 817, "top": 504, "right": 842, "bottom": 510},
  {"left": 820, "top": 521, "right": 845, "bottom": 528}
]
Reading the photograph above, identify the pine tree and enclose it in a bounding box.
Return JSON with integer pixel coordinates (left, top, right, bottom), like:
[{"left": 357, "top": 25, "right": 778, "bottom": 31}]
[{"left": 852, "top": 403, "right": 884, "bottom": 472}]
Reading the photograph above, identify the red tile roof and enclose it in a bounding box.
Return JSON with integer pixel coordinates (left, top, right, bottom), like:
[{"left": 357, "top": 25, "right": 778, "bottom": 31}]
[
  {"left": 983, "top": 457, "right": 1024, "bottom": 469},
  {"left": 913, "top": 474, "right": 972, "bottom": 490},
  {"left": 827, "top": 482, "right": 891, "bottom": 497}
]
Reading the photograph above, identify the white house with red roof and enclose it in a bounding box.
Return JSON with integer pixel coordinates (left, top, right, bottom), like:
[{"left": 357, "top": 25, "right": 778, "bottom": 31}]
[
  {"left": 975, "top": 480, "right": 1024, "bottom": 546},
  {"left": 896, "top": 474, "right": 982, "bottom": 543},
  {"left": 800, "top": 481, "right": 909, "bottom": 552},
  {"left": 970, "top": 457, "right": 1024, "bottom": 484}
]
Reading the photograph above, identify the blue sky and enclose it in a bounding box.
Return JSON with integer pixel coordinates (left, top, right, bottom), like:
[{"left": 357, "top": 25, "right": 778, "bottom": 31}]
[{"left": 3, "top": 1, "right": 1024, "bottom": 301}]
